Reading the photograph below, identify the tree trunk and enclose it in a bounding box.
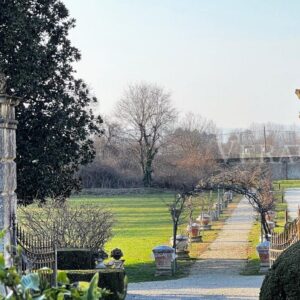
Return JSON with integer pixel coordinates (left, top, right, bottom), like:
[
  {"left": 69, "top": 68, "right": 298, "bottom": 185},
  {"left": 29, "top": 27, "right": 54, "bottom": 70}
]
[
  {"left": 261, "top": 211, "right": 270, "bottom": 241},
  {"left": 143, "top": 159, "right": 153, "bottom": 187},
  {"left": 172, "top": 220, "right": 178, "bottom": 249}
]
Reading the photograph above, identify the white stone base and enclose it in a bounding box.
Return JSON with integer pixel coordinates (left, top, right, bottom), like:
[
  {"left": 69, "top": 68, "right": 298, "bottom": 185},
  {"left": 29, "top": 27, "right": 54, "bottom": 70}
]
[
  {"left": 200, "top": 224, "right": 212, "bottom": 230},
  {"left": 190, "top": 236, "right": 202, "bottom": 243},
  {"left": 176, "top": 250, "right": 190, "bottom": 260}
]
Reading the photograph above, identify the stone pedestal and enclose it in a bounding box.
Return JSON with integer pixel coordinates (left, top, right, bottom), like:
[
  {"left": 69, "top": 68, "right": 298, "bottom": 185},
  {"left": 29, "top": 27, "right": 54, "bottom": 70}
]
[
  {"left": 152, "top": 245, "right": 175, "bottom": 276},
  {"left": 176, "top": 250, "right": 190, "bottom": 259},
  {"left": 0, "top": 93, "right": 19, "bottom": 264},
  {"left": 215, "top": 203, "right": 222, "bottom": 214},
  {"left": 211, "top": 211, "right": 218, "bottom": 221},
  {"left": 257, "top": 240, "right": 270, "bottom": 274},
  {"left": 170, "top": 235, "right": 190, "bottom": 259},
  {"left": 200, "top": 224, "right": 212, "bottom": 230},
  {"left": 190, "top": 235, "right": 202, "bottom": 243}
]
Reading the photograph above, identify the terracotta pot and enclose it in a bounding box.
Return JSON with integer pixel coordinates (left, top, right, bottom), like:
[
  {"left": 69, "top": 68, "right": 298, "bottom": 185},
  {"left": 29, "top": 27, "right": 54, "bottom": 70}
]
[
  {"left": 187, "top": 223, "right": 200, "bottom": 238},
  {"left": 196, "top": 214, "right": 211, "bottom": 226}
]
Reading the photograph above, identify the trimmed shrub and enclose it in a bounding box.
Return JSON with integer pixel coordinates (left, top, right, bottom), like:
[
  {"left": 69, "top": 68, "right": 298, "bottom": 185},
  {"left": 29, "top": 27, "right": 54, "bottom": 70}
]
[
  {"left": 63, "top": 269, "right": 127, "bottom": 300},
  {"left": 57, "top": 249, "right": 97, "bottom": 270},
  {"left": 260, "top": 241, "right": 300, "bottom": 299}
]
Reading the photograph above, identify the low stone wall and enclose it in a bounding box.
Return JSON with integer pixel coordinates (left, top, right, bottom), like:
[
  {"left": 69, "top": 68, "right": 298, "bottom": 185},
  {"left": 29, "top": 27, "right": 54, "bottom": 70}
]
[
  {"left": 269, "top": 161, "right": 300, "bottom": 180},
  {"left": 75, "top": 187, "right": 173, "bottom": 196},
  {"left": 221, "top": 157, "right": 300, "bottom": 180}
]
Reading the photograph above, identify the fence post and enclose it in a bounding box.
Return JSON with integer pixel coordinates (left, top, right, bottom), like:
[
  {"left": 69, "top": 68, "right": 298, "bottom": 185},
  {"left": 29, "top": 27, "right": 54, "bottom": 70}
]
[{"left": 53, "top": 243, "right": 57, "bottom": 287}]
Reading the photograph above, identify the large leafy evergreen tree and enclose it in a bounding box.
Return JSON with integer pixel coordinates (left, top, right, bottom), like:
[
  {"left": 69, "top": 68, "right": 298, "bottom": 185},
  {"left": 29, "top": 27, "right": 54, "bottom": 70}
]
[{"left": 0, "top": 0, "right": 102, "bottom": 203}]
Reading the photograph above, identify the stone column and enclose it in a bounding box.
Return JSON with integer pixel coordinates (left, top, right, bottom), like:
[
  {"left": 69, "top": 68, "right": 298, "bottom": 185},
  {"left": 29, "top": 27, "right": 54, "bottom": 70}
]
[{"left": 0, "top": 74, "right": 19, "bottom": 264}]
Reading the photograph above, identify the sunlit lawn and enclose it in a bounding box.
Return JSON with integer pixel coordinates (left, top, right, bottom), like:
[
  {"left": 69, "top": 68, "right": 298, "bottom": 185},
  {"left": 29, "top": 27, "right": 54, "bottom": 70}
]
[
  {"left": 70, "top": 193, "right": 185, "bottom": 282},
  {"left": 69, "top": 192, "right": 236, "bottom": 282},
  {"left": 273, "top": 180, "right": 300, "bottom": 189}
]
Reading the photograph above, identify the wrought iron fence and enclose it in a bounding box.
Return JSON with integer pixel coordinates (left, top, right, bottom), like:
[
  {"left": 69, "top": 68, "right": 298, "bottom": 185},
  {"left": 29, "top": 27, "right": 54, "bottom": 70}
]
[
  {"left": 269, "top": 215, "right": 300, "bottom": 267},
  {"left": 12, "top": 215, "right": 57, "bottom": 286}
]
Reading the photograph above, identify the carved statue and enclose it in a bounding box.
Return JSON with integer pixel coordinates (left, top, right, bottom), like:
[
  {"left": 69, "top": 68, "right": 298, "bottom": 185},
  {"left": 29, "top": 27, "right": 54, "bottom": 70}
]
[{"left": 0, "top": 73, "right": 6, "bottom": 94}]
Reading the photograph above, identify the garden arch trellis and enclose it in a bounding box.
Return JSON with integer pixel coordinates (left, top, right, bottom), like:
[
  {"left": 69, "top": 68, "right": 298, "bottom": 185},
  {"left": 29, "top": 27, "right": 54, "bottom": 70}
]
[{"left": 180, "top": 164, "right": 274, "bottom": 241}]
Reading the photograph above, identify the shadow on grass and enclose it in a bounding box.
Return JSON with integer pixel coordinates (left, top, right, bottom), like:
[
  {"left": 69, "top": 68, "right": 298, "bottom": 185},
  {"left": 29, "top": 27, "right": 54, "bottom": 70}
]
[
  {"left": 240, "top": 258, "right": 260, "bottom": 275},
  {"left": 125, "top": 259, "right": 196, "bottom": 283}
]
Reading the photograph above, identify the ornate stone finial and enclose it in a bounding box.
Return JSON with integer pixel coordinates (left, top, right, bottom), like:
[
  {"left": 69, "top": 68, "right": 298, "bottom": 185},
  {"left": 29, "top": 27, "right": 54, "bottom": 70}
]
[{"left": 0, "top": 73, "right": 6, "bottom": 94}]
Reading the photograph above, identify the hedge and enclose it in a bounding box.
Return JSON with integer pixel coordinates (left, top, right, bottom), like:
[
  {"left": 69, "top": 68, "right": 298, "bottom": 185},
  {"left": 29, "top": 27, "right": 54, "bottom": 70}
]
[
  {"left": 260, "top": 241, "right": 300, "bottom": 299},
  {"left": 57, "top": 249, "right": 97, "bottom": 270}
]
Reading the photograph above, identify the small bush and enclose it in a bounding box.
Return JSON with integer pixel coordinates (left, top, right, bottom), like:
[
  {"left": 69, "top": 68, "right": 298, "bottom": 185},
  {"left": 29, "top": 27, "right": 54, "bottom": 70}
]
[
  {"left": 260, "top": 241, "right": 300, "bottom": 299},
  {"left": 19, "top": 200, "right": 113, "bottom": 250},
  {"left": 63, "top": 269, "right": 128, "bottom": 300}
]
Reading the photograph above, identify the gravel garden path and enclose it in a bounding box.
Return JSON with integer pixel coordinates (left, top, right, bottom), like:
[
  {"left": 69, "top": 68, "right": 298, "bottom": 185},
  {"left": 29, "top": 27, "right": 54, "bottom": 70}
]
[
  {"left": 284, "top": 188, "right": 300, "bottom": 219},
  {"left": 127, "top": 197, "right": 264, "bottom": 300}
]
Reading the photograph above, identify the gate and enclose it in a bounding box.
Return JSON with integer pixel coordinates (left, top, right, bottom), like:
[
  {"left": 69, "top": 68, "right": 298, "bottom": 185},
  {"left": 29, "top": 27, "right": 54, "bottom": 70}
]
[{"left": 12, "top": 215, "right": 57, "bottom": 286}]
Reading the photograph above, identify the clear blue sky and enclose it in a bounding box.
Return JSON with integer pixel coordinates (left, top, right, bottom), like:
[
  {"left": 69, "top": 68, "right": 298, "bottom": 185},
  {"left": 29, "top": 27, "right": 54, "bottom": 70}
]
[{"left": 64, "top": 0, "right": 300, "bottom": 128}]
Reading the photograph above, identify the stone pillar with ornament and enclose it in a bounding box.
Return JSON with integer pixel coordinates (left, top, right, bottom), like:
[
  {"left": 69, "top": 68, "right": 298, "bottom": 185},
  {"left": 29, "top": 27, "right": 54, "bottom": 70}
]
[{"left": 0, "top": 73, "right": 19, "bottom": 264}]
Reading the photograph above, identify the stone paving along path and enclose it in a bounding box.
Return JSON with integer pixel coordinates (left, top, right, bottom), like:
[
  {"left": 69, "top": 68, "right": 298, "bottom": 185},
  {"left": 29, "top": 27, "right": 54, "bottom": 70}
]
[
  {"left": 127, "top": 197, "right": 264, "bottom": 300},
  {"left": 284, "top": 188, "right": 300, "bottom": 219}
]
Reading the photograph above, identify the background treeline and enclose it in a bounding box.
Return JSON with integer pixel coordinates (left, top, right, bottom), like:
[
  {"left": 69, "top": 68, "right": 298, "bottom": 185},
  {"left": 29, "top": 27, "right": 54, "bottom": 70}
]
[
  {"left": 80, "top": 121, "right": 300, "bottom": 190},
  {"left": 79, "top": 83, "right": 300, "bottom": 191},
  {"left": 80, "top": 112, "right": 219, "bottom": 190}
]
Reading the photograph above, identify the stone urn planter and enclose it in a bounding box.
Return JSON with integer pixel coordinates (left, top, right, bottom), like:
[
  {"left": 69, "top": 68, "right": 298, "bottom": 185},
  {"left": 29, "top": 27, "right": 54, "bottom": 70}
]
[
  {"left": 196, "top": 214, "right": 212, "bottom": 230},
  {"left": 215, "top": 203, "right": 223, "bottom": 214},
  {"left": 107, "top": 248, "right": 125, "bottom": 269},
  {"left": 170, "top": 235, "right": 189, "bottom": 259},
  {"left": 187, "top": 223, "right": 202, "bottom": 242},
  {"left": 152, "top": 245, "right": 176, "bottom": 276},
  {"left": 256, "top": 240, "right": 270, "bottom": 274}
]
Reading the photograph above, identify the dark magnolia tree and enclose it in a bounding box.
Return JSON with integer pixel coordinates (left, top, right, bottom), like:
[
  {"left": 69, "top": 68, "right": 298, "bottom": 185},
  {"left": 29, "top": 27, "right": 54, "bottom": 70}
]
[
  {"left": 115, "top": 83, "right": 177, "bottom": 187},
  {"left": 0, "top": 0, "right": 102, "bottom": 203}
]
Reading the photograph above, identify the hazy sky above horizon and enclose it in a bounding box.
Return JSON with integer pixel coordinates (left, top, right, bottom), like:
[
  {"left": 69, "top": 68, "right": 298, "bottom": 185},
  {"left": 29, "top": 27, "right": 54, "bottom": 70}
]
[{"left": 64, "top": 0, "right": 300, "bottom": 129}]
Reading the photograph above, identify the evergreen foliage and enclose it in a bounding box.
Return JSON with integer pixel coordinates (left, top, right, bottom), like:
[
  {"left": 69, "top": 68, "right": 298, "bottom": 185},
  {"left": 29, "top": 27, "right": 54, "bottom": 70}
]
[
  {"left": 0, "top": 0, "right": 102, "bottom": 203},
  {"left": 260, "top": 241, "right": 300, "bottom": 300}
]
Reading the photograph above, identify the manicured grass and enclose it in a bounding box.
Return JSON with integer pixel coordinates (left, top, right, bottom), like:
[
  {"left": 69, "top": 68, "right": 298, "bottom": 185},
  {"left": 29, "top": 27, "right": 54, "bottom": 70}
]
[
  {"left": 69, "top": 192, "right": 238, "bottom": 283},
  {"left": 70, "top": 193, "right": 175, "bottom": 282},
  {"left": 273, "top": 180, "right": 300, "bottom": 189}
]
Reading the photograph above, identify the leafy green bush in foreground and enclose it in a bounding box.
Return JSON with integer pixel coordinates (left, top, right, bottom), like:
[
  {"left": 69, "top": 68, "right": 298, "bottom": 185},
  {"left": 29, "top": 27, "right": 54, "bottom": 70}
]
[
  {"left": 260, "top": 241, "right": 300, "bottom": 299},
  {"left": 0, "top": 229, "right": 110, "bottom": 299}
]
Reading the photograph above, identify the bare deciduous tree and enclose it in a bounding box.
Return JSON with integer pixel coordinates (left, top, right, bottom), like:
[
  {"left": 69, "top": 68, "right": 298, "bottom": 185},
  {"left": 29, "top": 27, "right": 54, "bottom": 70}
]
[
  {"left": 154, "top": 113, "right": 218, "bottom": 189},
  {"left": 168, "top": 193, "right": 189, "bottom": 249},
  {"left": 115, "top": 82, "right": 177, "bottom": 187},
  {"left": 19, "top": 200, "right": 114, "bottom": 250}
]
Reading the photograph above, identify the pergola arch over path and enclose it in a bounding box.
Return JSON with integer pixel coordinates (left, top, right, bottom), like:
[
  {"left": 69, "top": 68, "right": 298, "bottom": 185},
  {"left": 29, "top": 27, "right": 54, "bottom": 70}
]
[{"left": 182, "top": 164, "right": 274, "bottom": 240}]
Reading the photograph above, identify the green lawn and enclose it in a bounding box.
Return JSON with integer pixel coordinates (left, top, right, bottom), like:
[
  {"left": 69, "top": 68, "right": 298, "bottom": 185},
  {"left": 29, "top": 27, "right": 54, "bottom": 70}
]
[
  {"left": 70, "top": 193, "right": 174, "bottom": 282},
  {"left": 273, "top": 180, "right": 300, "bottom": 189},
  {"left": 69, "top": 192, "right": 231, "bottom": 282}
]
